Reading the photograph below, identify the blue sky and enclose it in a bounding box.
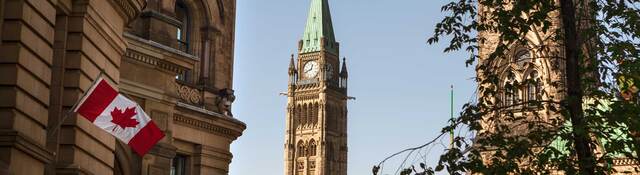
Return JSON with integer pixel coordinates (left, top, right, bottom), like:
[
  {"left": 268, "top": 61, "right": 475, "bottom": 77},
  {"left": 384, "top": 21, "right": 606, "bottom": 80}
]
[{"left": 230, "top": 0, "right": 476, "bottom": 174}]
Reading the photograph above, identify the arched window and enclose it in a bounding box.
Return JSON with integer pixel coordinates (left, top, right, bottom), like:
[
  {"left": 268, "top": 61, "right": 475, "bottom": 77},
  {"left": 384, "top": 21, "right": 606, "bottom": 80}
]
[
  {"left": 294, "top": 105, "right": 302, "bottom": 126},
  {"left": 503, "top": 73, "right": 519, "bottom": 107},
  {"left": 527, "top": 71, "right": 541, "bottom": 103},
  {"left": 309, "top": 140, "right": 317, "bottom": 156},
  {"left": 306, "top": 104, "right": 314, "bottom": 125},
  {"left": 297, "top": 141, "right": 305, "bottom": 157},
  {"left": 301, "top": 104, "right": 308, "bottom": 126},
  {"left": 314, "top": 104, "right": 319, "bottom": 125},
  {"left": 175, "top": 1, "right": 190, "bottom": 53},
  {"left": 514, "top": 50, "right": 531, "bottom": 67}
]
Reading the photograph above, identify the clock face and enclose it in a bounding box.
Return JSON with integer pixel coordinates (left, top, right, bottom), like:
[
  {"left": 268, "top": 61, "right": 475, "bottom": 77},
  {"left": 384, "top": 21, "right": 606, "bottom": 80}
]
[{"left": 303, "top": 61, "right": 319, "bottom": 78}]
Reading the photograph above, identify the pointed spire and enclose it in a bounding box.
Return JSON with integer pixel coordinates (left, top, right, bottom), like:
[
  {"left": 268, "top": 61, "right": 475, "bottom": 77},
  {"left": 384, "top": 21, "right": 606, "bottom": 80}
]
[
  {"left": 340, "top": 57, "right": 348, "bottom": 77},
  {"left": 288, "top": 54, "right": 297, "bottom": 75},
  {"left": 300, "top": 0, "right": 337, "bottom": 54}
]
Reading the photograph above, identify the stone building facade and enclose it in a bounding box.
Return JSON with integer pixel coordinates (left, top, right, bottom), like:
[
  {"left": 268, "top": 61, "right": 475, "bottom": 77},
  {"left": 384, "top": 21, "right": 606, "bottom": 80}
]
[
  {"left": 283, "top": 0, "right": 349, "bottom": 175},
  {"left": 0, "top": 0, "right": 245, "bottom": 174},
  {"left": 476, "top": 1, "right": 639, "bottom": 173}
]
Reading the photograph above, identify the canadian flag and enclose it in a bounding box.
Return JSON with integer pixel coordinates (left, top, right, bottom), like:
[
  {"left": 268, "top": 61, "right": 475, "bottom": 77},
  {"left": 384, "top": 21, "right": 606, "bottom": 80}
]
[{"left": 73, "top": 78, "right": 165, "bottom": 156}]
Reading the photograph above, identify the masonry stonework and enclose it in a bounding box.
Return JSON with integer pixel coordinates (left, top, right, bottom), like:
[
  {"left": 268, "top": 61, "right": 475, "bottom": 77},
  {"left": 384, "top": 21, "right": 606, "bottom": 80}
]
[
  {"left": 0, "top": 0, "right": 245, "bottom": 174},
  {"left": 284, "top": 0, "right": 349, "bottom": 175}
]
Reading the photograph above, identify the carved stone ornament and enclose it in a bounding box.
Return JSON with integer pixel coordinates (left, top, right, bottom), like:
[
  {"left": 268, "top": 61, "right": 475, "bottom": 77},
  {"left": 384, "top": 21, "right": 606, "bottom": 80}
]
[
  {"left": 309, "top": 160, "right": 316, "bottom": 169},
  {"left": 174, "top": 82, "right": 202, "bottom": 105},
  {"left": 216, "top": 88, "right": 236, "bottom": 116}
]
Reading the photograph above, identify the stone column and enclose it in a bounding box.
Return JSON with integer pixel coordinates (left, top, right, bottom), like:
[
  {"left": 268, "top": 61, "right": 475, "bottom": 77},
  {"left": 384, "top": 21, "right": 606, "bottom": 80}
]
[
  {"left": 49, "top": 0, "right": 145, "bottom": 174},
  {"left": 0, "top": 0, "right": 57, "bottom": 174}
]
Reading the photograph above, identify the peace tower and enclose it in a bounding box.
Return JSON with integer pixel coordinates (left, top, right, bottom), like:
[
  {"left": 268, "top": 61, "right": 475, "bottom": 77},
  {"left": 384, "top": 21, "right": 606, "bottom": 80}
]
[{"left": 283, "top": 0, "right": 349, "bottom": 174}]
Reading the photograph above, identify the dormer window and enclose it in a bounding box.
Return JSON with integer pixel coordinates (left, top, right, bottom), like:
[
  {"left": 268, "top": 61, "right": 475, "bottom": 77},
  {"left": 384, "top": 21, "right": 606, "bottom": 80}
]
[{"left": 175, "top": 1, "right": 190, "bottom": 53}]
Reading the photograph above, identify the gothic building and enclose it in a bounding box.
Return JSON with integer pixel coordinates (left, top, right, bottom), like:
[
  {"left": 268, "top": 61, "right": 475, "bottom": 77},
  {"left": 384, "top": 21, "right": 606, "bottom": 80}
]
[
  {"left": 0, "top": 0, "right": 245, "bottom": 174},
  {"left": 476, "top": 1, "right": 639, "bottom": 173},
  {"left": 284, "top": 0, "right": 349, "bottom": 174}
]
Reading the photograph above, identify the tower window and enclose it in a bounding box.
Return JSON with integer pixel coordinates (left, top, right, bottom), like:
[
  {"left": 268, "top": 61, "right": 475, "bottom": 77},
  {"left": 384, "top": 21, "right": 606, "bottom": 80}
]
[
  {"left": 514, "top": 50, "right": 531, "bottom": 67},
  {"left": 175, "top": 1, "right": 190, "bottom": 53},
  {"left": 297, "top": 141, "right": 305, "bottom": 157},
  {"left": 503, "top": 72, "right": 521, "bottom": 108},
  {"left": 527, "top": 71, "right": 542, "bottom": 104},
  {"left": 309, "top": 140, "right": 317, "bottom": 156}
]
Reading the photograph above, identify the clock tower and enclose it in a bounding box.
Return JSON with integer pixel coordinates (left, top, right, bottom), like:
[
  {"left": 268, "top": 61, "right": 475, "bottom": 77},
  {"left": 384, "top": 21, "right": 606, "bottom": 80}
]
[{"left": 284, "top": 0, "right": 349, "bottom": 175}]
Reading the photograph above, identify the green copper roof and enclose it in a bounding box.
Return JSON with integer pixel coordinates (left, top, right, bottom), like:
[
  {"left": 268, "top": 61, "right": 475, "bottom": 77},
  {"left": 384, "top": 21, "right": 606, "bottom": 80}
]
[
  {"left": 547, "top": 99, "right": 637, "bottom": 159},
  {"left": 300, "top": 0, "right": 338, "bottom": 54}
]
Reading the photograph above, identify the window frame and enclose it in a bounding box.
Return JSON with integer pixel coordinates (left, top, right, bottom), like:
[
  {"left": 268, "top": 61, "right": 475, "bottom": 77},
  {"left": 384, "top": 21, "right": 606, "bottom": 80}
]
[
  {"left": 175, "top": 1, "right": 190, "bottom": 53},
  {"left": 171, "top": 154, "right": 189, "bottom": 175},
  {"left": 526, "top": 71, "right": 542, "bottom": 105},
  {"left": 502, "top": 72, "right": 521, "bottom": 108}
]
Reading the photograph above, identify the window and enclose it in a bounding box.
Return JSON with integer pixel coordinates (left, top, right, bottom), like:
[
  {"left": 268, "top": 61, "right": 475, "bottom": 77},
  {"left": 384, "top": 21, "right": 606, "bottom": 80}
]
[
  {"left": 515, "top": 50, "right": 531, "bottom": 67},
  {"left": 295, "top": 105, "right": 303, "bottom": 127},
  {"left": 300, "top": 105, "right": 307, "bottom": 127},
  {"left": 175, "top": 1, "right": 190, "bottom": 53},
  {"left": 527, "top": 71, "right": 542, "bottom": 104},
  {"left": 171, "top": 155, "right": 188, "bottom": 175},
  {"left": 309, "top": 140, "right": 317, "bottom": 156},
  {"left": 297, "top": 141, "right": 305, "bottom": 157},
  {"left": 176, "top": 70, "right": 191, "bottom": 82},
  {"left": 503, "top": 73, "right": 520, "bottom": 107},
  {"left": 504, "top": 83, "right": 515, "bottom": 107}
]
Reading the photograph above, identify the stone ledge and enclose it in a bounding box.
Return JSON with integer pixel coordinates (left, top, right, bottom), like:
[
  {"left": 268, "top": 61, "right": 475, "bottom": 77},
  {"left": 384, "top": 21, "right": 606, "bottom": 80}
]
[
  {"left": 124, "top": 48, "right": 188, "bottom": 75},
  {"left": 0, "top": 130, "right": 53, "bottom": 164},
  {"left": 109, "top": 0, "right": 146, "bottom": 22},
  {"left": 140, "top": 10, "right": 182, "bottom": 27},
  {"left": 172, "top": 108, "right": 244, "bottom": 139},
  {"left": 148, "top": 142, "right": 177, "bottom": 159},
  {"left": 124, "top": 32, "right": 199, "bottom": 61}
]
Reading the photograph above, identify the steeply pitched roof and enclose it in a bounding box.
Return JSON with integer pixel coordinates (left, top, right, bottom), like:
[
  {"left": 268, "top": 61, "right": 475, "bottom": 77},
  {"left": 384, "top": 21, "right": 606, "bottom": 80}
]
[{"left": 300, "top": 0, "right": 338, "bottom": 54}]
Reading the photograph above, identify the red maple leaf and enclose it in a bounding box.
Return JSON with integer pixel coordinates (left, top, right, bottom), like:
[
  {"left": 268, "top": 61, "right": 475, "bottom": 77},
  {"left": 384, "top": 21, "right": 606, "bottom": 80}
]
[{"left": 110, "top": 107, "right": 139, "bottom": 130}]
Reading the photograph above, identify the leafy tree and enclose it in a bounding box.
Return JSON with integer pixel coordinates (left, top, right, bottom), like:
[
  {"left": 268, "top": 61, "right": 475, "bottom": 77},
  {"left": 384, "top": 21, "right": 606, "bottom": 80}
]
[{"left": 374, "top": 0, "right": 640, "bottom": 174}]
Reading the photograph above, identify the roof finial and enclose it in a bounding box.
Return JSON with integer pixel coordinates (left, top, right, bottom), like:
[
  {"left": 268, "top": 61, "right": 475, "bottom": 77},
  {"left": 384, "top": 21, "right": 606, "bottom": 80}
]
[
  {"left": 288, "top": 54, "right": 296, "bottom": 75},
  {"left": 340, "top": 57, "right": 348, "bottom": 77}
]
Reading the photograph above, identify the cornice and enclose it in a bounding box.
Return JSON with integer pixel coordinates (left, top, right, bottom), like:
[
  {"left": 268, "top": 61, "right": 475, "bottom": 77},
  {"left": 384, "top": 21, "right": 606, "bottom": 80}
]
[
  {"left": 110, "top": 0, "right": 146, "bottom": 22},
  {"left": 125, "top": 32, "right": 200, "bottom": 61},
  {"left": 124, "top": 48, "right": 189, "bottom": 75},
  {"left": 172, "top": 112, "right": 244, "bottom": 139},
  {"left": 175, "top": 102, "right": 246, "bottom": 131},
  {"left": 140, "top": 10, "right": 182, "bottom": 27}
]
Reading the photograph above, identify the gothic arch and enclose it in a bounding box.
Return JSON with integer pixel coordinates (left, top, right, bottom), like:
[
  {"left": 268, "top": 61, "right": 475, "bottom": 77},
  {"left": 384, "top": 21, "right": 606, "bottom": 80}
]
[
  {"left": 524, "top": 70, "right": 543, "bottom": 102},
  {"left": 501, "top": 70, "right": 522, "bottom": 107},
  {"left": 308, "top": 139, "right": 317, "bottom": 156},
  {"left": 302, "top": 104, "right": 307, "bottom": 127},
  {"left": 297, "top": 140, "right": 305, "bottom": 157},
  {"left": 295, "top": 104, "right": 302, "bottom": 127},
  {"left": 304, "top": 103, "right": 310, "bottom": 126},
  {"left": 311, "top": 103, "right": 319, "bottom": 126}
]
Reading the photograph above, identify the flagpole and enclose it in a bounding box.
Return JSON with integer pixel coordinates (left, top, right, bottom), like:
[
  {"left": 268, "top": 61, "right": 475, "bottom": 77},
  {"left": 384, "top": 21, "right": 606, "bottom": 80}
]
[
  {"left": 48, "top": 71, "right": 106, "bottom": 138},
  {"left": 450, "top": 85, "right": 454, "bottom": 149}
]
